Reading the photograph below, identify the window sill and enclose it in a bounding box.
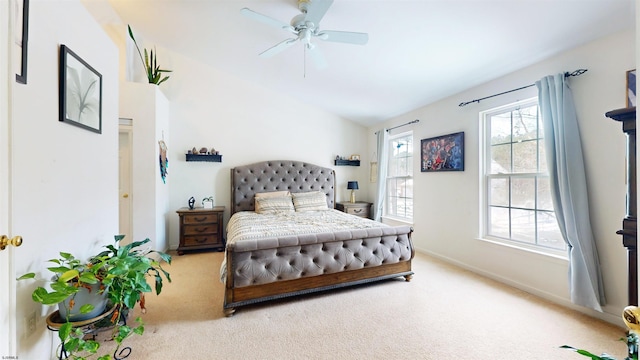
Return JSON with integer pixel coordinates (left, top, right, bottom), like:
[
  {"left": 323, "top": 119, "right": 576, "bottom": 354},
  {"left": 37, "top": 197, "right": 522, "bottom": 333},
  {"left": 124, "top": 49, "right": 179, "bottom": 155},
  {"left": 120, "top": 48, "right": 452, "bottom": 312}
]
[
  {"left": 381, "top": 216, "right": 414, "bottom": 227},
  {"left": 477, "top": 236, "right": 569, "bottom": 262}
]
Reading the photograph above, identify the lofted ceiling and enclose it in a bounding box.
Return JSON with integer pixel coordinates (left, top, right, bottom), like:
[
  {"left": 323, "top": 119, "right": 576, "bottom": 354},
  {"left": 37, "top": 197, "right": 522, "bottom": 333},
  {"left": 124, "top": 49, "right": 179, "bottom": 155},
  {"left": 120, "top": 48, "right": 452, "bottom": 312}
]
[{"left": 89, "top": 0, "right": 635, "bottom": 126}]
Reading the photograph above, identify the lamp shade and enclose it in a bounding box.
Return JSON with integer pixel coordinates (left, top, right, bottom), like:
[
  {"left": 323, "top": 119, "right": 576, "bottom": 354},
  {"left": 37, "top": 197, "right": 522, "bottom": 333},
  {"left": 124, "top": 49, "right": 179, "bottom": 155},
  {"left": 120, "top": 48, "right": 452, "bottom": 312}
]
[{"left": 347, "top": 181, "right": 359, "bottom": 190}]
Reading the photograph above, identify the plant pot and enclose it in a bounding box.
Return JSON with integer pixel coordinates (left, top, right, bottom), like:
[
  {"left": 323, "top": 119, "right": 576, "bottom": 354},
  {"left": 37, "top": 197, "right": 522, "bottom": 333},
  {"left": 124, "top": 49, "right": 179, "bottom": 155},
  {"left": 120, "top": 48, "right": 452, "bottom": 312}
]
[{"left": 58, "top": 283, "right": 109, "bottom": 322}]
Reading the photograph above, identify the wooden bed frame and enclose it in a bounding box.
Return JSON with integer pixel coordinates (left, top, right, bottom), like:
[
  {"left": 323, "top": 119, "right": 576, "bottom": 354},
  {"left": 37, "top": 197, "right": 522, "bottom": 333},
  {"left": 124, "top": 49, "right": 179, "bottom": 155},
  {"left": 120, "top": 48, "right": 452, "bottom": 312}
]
[{"left": 223, "top": 160, "right": 414, "bottom": 316}]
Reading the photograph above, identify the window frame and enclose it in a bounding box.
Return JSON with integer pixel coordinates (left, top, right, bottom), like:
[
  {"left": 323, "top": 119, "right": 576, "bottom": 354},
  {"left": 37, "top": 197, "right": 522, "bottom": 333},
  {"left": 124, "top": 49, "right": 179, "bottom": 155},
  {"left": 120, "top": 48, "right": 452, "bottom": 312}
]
[
  {"left": 479, "top": 97, "right": 567, "bottom": 258},
  {"left": 385, "top": 130, "right": 414, "bottom": 222}
]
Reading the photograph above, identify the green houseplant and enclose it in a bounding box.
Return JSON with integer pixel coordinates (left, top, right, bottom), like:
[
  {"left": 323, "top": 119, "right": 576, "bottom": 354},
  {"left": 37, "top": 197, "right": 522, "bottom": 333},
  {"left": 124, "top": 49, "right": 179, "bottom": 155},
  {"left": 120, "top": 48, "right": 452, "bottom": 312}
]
[
  {"left": 127, "top": 25, "right": 171, "bottom": 86},
  {"left": 561, "top": 332, "right": 638, "bottom": 360},
  {"left": 19, "top": 235, "right": 171, "bottom": 360}
]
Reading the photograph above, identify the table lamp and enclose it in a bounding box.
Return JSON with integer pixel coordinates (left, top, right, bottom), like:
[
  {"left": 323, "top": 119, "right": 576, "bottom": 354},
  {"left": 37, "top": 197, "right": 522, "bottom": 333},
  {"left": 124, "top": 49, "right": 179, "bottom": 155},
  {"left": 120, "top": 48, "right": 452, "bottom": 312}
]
[{"left": 347, "top": 181, "right": 359, "bottom": 203}]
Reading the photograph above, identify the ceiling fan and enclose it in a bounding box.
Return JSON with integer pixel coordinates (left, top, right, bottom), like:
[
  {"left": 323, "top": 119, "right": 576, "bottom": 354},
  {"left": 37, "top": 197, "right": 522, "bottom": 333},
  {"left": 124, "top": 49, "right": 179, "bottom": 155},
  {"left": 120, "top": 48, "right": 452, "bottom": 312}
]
[{"left": 241, "top": 0, "right": 368, "bottom": 68}]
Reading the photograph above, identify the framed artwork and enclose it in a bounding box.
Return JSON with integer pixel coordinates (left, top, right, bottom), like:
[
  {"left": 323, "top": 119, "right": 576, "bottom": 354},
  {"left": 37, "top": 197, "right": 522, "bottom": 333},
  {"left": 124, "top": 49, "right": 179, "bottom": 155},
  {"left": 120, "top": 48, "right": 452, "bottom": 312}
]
[
  {"left": 421, "top": 131, "right": 464, "bottom": 172},
  {"left": 14, "top": 0, "right": 29, "bottom": 84},
  {"left": 59, "top": 45, "right": 102, "bottom": 134},
  {"left": 350, "top": 154, "right": 360, "bottom": 161},
  {"left": 627, "top": 69, "right": 636, "bottom": 108}
]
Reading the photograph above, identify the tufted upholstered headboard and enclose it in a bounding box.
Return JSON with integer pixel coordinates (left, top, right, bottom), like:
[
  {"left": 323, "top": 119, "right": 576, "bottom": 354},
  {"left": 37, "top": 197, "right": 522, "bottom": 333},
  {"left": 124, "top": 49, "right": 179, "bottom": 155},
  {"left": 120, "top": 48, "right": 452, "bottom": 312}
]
[{"left": 230, "top": 160, "right": 336, "bottom": 214}]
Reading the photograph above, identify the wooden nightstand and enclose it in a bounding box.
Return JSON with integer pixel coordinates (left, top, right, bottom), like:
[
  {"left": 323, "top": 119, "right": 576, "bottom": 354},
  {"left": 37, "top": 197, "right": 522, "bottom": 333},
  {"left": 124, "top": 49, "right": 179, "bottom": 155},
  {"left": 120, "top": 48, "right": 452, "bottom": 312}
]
[
  {"left": 336, "top": 202, "right": 372, "bottom": 219},
  {"left": 176, "top": 206, "right": 225, "bottom": 255}
]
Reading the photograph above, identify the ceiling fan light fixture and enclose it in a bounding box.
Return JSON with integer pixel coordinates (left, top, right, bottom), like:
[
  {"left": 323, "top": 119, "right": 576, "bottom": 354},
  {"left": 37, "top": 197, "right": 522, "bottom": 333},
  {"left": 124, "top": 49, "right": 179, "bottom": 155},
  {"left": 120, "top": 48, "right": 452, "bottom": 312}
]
[{"left": 241, "top": 0, "right": 367, "bottom": 68}]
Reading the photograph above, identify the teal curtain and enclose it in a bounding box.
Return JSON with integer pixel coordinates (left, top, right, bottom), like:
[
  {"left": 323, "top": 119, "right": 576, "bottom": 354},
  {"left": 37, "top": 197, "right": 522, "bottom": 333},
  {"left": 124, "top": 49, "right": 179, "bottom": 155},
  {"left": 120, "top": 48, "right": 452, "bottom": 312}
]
[
  {"left": 373, "top": 129, "right": 388, "bottom": 221},
  {"left": 536, "top": 74, "right": 606, "bottom": 311}
]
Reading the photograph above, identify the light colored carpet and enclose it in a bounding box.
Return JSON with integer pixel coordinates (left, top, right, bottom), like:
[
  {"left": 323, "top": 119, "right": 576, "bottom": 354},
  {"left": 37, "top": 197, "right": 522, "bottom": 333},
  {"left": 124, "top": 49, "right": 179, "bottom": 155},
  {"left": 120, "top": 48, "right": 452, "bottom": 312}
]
[{"left": 105, "top": 251, "right": 628, "bottom": 359}]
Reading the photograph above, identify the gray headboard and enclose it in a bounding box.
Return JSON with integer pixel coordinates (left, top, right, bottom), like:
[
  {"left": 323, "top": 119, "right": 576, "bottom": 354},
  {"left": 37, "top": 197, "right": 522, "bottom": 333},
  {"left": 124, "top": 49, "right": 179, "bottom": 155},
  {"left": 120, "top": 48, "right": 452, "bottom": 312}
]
[{"left": 231, "top": 160, "right": 336, "bottom": 214}]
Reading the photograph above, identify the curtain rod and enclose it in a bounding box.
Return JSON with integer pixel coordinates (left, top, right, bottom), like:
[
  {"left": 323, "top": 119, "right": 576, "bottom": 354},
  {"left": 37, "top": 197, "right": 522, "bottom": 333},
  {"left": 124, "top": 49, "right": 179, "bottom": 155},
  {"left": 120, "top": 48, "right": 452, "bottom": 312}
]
[
  {"left": 458, "top": 69, "right": 588, "bottom": 107},
  {"left": 375, "top": 119, "right": 420, "bottom": 134}
]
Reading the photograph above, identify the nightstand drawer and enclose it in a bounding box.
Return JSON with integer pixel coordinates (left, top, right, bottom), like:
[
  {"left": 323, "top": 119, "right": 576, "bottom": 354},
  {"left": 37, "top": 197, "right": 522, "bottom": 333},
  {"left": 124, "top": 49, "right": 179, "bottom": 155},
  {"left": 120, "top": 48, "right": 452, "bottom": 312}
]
[
  {"left": 183, "top": 214, "right": 219, "bottom": 224},
  {"left": 183, "top": 234, "right": 219, "bottom": 247},
  {"left": 183, "top": 224, "right": 218, "bottom": 236},
  {"left": 345, "top": 207, "right": 369, "bottom": 217},
  {"left": 336, "top": 202, "right": 372, "bottom": 219}
]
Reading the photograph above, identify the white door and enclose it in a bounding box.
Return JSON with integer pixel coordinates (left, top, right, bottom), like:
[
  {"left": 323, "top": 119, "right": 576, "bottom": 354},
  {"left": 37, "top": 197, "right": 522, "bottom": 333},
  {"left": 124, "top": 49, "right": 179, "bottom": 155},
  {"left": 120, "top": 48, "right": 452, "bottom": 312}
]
[
  {"left": 1, "top": 0, "right": 16, "bottom": 356},
  {"left": 119, "top": 121, "right": 133, "bottom": 245}
]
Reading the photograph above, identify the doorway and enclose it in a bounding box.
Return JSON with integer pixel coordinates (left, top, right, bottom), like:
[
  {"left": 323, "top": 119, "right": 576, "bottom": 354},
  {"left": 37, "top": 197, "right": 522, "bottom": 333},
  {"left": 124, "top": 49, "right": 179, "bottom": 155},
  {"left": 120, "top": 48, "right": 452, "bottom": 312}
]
[
  {"left": 119, "top": 119, "right": 133, "bottom": 246},
  {"left": 1, "top": 0, "right": 16, "bottom": 355}
]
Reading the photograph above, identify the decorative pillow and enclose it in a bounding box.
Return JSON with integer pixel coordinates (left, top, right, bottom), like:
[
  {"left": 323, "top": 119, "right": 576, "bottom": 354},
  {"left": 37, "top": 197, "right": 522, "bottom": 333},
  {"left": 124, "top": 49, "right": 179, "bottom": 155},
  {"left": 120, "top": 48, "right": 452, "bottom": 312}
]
[
  {"left": 255, "top": 190, "right": 291, "bottom": 199},
  {"left": 292, "top": 191, "right": 329, "bottom": 212},
  {"left": 255, "top": 195, "right": 294, "bottom": 214}
]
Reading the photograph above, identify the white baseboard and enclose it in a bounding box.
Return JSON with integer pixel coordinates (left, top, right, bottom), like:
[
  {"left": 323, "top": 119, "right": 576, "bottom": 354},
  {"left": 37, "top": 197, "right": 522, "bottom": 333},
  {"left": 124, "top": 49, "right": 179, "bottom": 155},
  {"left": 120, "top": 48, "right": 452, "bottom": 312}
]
[{"left": 414, "top": 247, "right": 624, "bottom": 327}]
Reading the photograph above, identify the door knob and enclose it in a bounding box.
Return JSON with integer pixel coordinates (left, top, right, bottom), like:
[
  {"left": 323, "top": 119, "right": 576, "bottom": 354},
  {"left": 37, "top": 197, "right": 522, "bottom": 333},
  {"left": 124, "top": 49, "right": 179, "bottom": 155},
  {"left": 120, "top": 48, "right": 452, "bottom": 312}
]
[
  {"left": 123, "top": 193, "right": 129, "bottom": 198},
  {"left": 0, "top": 235, "right": 23, "bottom": 251}
]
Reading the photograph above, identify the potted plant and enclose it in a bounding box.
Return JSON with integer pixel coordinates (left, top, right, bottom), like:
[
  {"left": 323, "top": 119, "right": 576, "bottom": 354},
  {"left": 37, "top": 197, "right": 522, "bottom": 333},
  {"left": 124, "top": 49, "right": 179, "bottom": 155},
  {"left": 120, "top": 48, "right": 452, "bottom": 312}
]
[
  {"left": 127, "top": 25, "right": 172, "bottom": 86},
  {"left": 19, "top": 235, "right": 171, "bottom": 360},
  {"left": 561, "top": 332, "right": 638, "bottom": 360}
]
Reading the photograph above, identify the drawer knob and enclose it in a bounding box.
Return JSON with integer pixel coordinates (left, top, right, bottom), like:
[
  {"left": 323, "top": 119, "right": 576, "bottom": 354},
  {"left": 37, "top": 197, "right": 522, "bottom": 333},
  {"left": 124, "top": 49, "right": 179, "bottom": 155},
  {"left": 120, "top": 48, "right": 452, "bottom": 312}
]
[
  {"left": 354, "top": 209, "right": 362, "bottom": 213},
  {"left": 193, "top": 216, "right": 207, "bottom": 222}
]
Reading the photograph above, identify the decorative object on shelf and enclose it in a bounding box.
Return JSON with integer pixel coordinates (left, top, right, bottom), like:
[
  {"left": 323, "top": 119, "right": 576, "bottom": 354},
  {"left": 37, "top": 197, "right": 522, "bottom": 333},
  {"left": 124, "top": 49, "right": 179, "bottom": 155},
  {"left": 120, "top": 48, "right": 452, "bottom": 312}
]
[
  {"left": 18, "top": 235, "right": 171, "bottom": 360},
  {"left": 127, "top": 25, "right": 171, "bottom": 86},
  {"left": 421, "top": 131, "right": 464, "bottom": 172},
  {"left": 202, "top": 196, "right": 214, "bottom": 209},
  {"left": 188, "top": 196, "right": 195, "bottom": 209},
  {"left": 347, "top": 181, "right": 359, "bottom": 203},
  {"left": 59, "top": 44, "right": 102, "bottom": 134},
  {"left": 627, "top": 69, "right": 636, "bottom": 107},
  {"left": 158, "top": 139, "right": 168, "bottom": 184},
  {"left": 185, "top": 146, "right": 222, "bottom": 162},
  {"left": 350, "top": 154, "right": 360, "bottom": 161},
  {"left": 15, "top": 0, "right": 29, "bottom": 84}
]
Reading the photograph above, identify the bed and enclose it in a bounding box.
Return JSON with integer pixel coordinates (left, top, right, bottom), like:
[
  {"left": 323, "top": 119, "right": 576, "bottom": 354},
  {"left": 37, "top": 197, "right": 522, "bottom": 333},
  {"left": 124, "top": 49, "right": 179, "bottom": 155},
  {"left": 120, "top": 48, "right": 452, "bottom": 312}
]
[{"left": 222, "top": 160, "right": 414, "bottom": 316}]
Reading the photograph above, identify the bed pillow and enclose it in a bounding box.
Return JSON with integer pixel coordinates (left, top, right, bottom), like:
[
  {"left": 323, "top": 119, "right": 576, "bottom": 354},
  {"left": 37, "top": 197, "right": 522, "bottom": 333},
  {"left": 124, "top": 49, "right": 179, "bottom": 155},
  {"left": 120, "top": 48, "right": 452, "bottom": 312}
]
[
  {"left": 292, "top": 191, "right": 329, "bottom": 212},
  {"left": 255, "top": 190, "right": 291, "bottom": 199},
  {"left": 255, "top": 195, "right": 295, "bottom": 214}
]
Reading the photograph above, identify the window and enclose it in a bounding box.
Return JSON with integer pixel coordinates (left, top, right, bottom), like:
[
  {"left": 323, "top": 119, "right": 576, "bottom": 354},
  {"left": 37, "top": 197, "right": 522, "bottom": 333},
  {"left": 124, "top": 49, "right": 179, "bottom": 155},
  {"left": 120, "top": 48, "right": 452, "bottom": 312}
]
[
  {"left": 386, "top": 132, "right": 413, "bottom": 220},
  {"left": 481, "top": 98, "right": 565, "bottom": 253}
]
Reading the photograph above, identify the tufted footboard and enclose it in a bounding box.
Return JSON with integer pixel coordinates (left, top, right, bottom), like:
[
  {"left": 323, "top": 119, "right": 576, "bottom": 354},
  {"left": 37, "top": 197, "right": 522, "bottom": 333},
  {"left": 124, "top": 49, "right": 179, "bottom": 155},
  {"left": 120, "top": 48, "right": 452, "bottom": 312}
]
[{"left": 223, "top": 226, "right": 414, "bottom": 316}]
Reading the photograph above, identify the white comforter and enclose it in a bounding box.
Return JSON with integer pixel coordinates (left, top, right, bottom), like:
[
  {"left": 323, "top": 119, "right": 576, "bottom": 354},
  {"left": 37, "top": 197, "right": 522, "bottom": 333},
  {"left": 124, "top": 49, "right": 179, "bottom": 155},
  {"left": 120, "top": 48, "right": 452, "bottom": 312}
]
[{"left": 226, "top": 209, "right": 387, "bottom": 244}]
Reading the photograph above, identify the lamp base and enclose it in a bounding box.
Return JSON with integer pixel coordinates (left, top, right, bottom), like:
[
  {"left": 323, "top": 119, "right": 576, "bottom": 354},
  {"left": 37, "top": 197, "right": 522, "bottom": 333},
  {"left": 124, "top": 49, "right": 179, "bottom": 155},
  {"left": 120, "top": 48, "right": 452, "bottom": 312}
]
[{"left": 350, "top": 190, "right": 356, "bottom": 203}]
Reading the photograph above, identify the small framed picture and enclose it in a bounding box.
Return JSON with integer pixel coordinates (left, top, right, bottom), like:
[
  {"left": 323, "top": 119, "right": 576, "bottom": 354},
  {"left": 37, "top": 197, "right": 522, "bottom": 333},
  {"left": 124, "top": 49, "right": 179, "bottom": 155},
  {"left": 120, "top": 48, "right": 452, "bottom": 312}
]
[
  {"left": 59, "top": 44, "right": 102, "bottom": 133},
  {"left": 627, "top": 69, "right": 636, "bottom": 108},
  {"left": 350, "top": 154, "right": 360, "bottom": 161},
  {"left": 14, "top": 0, "right": 29, "bottom": 84}
]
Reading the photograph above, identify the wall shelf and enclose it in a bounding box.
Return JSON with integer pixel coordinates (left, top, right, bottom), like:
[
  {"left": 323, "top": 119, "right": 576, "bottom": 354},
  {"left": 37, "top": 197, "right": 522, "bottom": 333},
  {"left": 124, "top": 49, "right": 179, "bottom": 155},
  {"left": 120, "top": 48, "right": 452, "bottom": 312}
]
[
  {"left": 186, "top": 154, "right": 222, "bottom": 162},
  {"left": 334, "top": 159, "right": 360, "bottom": 166}
]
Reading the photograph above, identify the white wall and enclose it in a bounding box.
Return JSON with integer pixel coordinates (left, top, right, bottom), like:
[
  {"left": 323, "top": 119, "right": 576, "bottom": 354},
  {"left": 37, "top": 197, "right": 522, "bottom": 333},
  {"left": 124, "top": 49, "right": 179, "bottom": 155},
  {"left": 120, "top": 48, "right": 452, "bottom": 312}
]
[
  {"left": 157, "top": 51, "right": 369, "bottom": 250},
  {"left": 12, "top": 1, "right": 119, "bottom": 358},
  {"left": 369, "top": 29, "right": 635, "bottom": 324},
  {"left": 120, "top": 82, "right": 170, "bottom": 252}
]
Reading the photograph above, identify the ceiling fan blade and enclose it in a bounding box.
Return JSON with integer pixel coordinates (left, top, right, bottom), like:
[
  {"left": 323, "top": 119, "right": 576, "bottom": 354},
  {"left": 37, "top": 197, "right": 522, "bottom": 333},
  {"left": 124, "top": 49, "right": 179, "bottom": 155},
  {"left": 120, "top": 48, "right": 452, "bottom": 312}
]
[
  {"left": 302, "top": 0, "right": 334, "bottom": 26},
  {"left": 241, "top": 8, "right": 294, "bottom": 32},
  {"left": 318, "top": 30, "right": 369, "bottom": 45},
  {"left": 259, "top": 38, "right": 298, "bottom": 58},
  {"left": 307, "top": 45, "right": 328, "bottom": 69}
]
